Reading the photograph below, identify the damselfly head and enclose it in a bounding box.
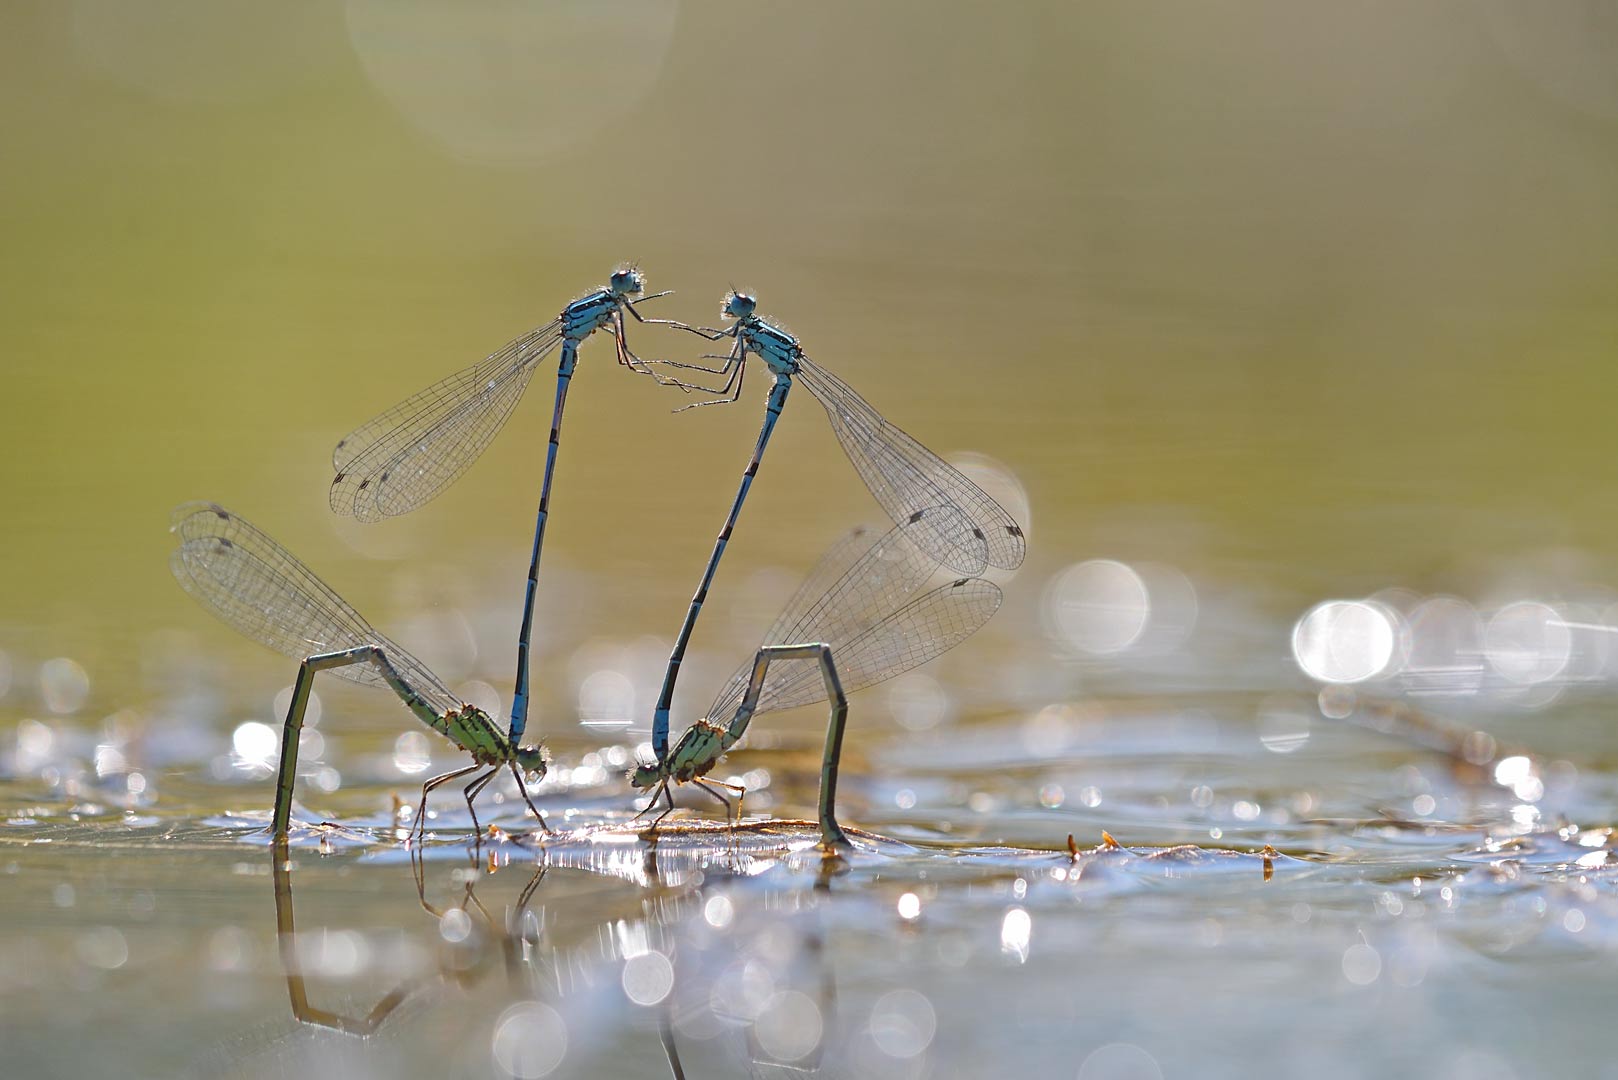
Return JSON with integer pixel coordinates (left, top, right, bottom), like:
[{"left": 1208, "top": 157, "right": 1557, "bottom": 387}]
[
  {"left": 722, "top": 291, "right": 757, "bottom": 320},
  {"left": 609, "top": 267, "right": 646, "bottom": 297},
  {"left": 628, "top": 759, "right": 662, "bottom": 790},
  {"left": 514, "top": 744, "right": 549, "bottom": 778}
]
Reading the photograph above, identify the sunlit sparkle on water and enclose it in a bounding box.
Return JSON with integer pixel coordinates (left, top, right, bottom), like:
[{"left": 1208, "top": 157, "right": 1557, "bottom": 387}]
[
  {"left": 1000, "top": 908, "right": 1031, "bottom": 963},
  {"left": 1292, "top": 600, "right": 1396, "bottom": 684},
  {"left": 230, "top": 722, "right": 277, "bottom": 770}
]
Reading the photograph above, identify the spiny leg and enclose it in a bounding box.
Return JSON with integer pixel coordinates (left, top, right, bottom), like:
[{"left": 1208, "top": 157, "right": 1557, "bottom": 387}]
[
  {"left": 631, "top": 777, "right": 666, "bottom": 823},
  {"left": 614, "top": 309, "right": 660, "bottom": 376},
  {"left": 653, "top": 337, "right": 747, "bottom": 397},
  {"left": 656, "top": 782, "right": 677, "bottom": 827},
  {"left": 462, "top": 766, "right": 502, "bottom": 839},
  {"left": 694, "top": 777, "right": 749, "bottom": 861},
  {"left": 509, "top": 761, "right": 549, "bottom": 833},
  {"left": 620, "top": 287, "right": 716, "bottom": 337},
  {"left": 623, "top": 322, "right": 734, "bottom": 387},
  {"left": 298, "top": 643, "right": 492, "bottom": 849},
  {"left": 634, "top": 314, "right": 728, "bottom": 340},
  {"left": 664, "top": 344, "right": 747, "bottom": 400},
  {"left": 691, "top": 778, "right": 739, "bottom": 827},
  {"left": 671, "top": 357, "right": 747, "bottom": 413},
  {"left": 660, "top": 370, "right": 742, "bottom": 399},
  {"left": 615, "top": 293, "right": 684, "bottom": 369},
  {"left": 413, "top": 762, "right": 482, "bottom": 847},
  {"left": 653, "top": 352, "right": 744, "bottom": 378},
  {"left": 632, "top": 779, "right": 676, "bottom": 830}
]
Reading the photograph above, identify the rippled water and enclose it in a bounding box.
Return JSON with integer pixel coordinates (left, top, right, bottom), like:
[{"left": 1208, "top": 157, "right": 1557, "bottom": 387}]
[
  {"left": 10, "top": 2, "right": 1618, "bottom": 1077},
  {"left": 9, "top": 564, "right": 1618, "bottom": 1077}
]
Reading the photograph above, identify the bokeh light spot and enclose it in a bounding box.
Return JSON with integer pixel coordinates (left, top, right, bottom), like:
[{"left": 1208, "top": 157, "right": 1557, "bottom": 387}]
[
  {"left": 870, "top": 988, "right": 937, "bottom": 1058},
  {"left": 1078, "top": 1042, "right": 1165, "bottom": 1080},
  {"left": 622, "top": 951, "right": 674, "bottom": 1007},
  {"left": 1044, "top": 560, "right": 1151, "bottom": 655},
  {"left": 490, "top": 1002, "right": 567, "bottom": 1079},
  {"left": 753, "top": 990, "right": 823, "bottom": 1064},
  {"left": 1292, "top": 601, "right": 1396, "bottom": 684},
  {"left": 40, "top": 658, "right": 91, "bottom": 715},
  {"left": 1484, "top": 602, "right": 1571, "bottom": 685}
]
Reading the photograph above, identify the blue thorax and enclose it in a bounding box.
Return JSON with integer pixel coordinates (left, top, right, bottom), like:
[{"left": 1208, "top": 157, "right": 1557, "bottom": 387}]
[
  {"left": 739, "top": 317, "right": 801, "bottom": 376},
  {"left": 560, "top": 289, "right": 621, "bottom": 341}
]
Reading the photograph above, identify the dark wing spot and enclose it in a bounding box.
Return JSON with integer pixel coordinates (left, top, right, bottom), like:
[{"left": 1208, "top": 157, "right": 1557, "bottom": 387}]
[
  {"left": 219, "top": 538, "right": 234, "bottom": 549},
  {"left": 908, "top": 510, "right": 925, "bottom": 523},
  {"left": 951, "top": 578, "right": 969, "bottom": 587},
  {"left": 972, "top": 527, "right": 985, "bottom": 540},
  {"left": 335, "top": 439, "right": 346, "bottom": 450},
  {"left": 211, "top": 506, "right": 229, "bottom": 519},
  {"left": 379, "top": 471, "right": 390, "bottom": 482},
  {"left": 1007, "top": 525, "right": 1024, "bottom": 538},
  {"left": 358, "top": 479, "right": 371, "bottom": 490},
  {"left": 333, "top": 472, "right": 345, "bottom": 484}
]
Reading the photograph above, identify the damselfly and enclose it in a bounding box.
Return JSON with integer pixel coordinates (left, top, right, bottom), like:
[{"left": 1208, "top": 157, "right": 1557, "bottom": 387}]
[
  {"left": 170, "top": 502, "right": 549, "bottom": 843},
  {"left": 329, "top": 267, "right": 669, "bottom": 745},
  {"left": 637, "top": 291, "right": 1024, "bottom": 760},
  {"left": 630, "top": 504, "right": 1002, "bottom": 848}
]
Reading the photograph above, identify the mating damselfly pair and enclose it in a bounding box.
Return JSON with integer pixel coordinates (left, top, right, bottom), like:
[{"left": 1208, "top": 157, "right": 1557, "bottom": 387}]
[{"left": 171, "top": 267, "right": 1024, "bottom": 849}]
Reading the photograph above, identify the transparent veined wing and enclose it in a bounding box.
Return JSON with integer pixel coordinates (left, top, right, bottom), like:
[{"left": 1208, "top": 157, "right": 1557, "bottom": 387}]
[
  {"left": 169, "top": 502, "right": 461, "bottom": 715},
  {"left": 706, "top": 506, "right": 989, "bottom": 722},
  {"left": 796, "top": 355, "right": 1025, "bottom": 572},
  {"left": 753, "top": 577, "right": 1001, "bottom": 717},
  {"left": 330, "top": 322, "right": 563, "bottom": 521}
]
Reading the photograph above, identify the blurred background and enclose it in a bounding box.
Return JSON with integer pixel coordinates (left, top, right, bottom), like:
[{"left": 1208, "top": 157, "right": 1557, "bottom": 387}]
[{"left": 5, "top": 1, "right": 1618, "bottom": 745}]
